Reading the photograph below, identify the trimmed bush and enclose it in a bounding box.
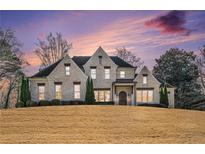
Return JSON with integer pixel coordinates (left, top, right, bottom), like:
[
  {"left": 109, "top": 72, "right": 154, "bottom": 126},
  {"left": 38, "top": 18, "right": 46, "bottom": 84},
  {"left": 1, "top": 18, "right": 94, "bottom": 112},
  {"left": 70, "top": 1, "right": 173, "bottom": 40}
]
[
  {"left": 61, "top": 100, "right": 85, "bottom": 105},
  {"left": 39, "top": 100, "right": 50, "bottom": 106},
  {"left": 30, "top": 101, "right": 38, "bottom": 107},
  {"left": 92, "top": 101, "right": 114, "bottom": 105},
  {"left": 51, "top": 99, "right": 61, "bottom": 105},
  {"left": 15, "top": 101, "right": 24, "bottom": 108},
  {"left": 138, "top": 103, "right": 167, "bottom": 108}
]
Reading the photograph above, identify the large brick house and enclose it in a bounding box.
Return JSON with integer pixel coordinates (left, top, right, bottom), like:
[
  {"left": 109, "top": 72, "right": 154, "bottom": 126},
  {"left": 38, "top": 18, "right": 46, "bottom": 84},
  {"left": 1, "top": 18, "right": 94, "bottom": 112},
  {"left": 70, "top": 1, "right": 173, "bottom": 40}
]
[{"left": 29, "top": 47, "right": 175, "bottom": 107}]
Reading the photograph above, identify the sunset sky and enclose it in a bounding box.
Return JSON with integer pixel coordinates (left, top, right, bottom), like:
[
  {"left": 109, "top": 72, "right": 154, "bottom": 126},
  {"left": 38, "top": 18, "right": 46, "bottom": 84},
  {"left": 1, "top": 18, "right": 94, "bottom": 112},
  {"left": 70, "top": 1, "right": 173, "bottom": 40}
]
[{"left": 1, "top": 10, "right": 205, "bottom": 75}]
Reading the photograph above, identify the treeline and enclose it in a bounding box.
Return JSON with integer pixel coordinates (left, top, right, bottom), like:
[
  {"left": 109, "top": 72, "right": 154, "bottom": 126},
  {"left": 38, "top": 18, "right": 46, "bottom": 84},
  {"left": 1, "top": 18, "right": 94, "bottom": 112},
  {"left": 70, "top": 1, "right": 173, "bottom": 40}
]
[{"left": 1, "top": 28, "right": 205, "bottom": 110}]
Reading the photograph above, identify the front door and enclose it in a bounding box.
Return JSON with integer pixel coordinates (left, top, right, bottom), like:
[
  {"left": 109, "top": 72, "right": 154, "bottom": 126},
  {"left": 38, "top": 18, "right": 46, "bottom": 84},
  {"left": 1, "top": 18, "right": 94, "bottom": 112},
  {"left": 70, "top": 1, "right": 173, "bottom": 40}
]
[{"left": 119, "top": 91, "right": 127, "bottom": 105}]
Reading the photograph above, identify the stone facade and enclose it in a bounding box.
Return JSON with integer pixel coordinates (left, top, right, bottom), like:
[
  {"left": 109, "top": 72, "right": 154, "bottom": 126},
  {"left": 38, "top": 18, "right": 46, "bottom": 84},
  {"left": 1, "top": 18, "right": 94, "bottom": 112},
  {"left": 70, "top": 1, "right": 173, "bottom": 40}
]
[{"left": 29, "top": 47, "right": 175, "bottom": 108}]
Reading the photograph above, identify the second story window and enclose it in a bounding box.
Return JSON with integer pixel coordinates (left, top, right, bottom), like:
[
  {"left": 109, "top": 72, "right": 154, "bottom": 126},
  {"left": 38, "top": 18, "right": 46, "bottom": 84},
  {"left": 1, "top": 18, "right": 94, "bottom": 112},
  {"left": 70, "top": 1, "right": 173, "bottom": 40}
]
[
  {"left": 64, "top": 63, "right": 70, "bottom": 76},
  {"left": 55, "top": 82, "right": 62, "bottom": 100},
  {"left": 90, "top": 67, "right": 96, "bottom": 79},
  {"left": 120, "top": 71, "right": 125, "bottom": 78},
  {"left": 38, "top": 83, "right": 45, "bottom": 100},
  {"left": 104, "top": 67, "right": 110, "bottom": 79},
  {"left": 143, "top": 75, "right": 147, "bottom": 84}
]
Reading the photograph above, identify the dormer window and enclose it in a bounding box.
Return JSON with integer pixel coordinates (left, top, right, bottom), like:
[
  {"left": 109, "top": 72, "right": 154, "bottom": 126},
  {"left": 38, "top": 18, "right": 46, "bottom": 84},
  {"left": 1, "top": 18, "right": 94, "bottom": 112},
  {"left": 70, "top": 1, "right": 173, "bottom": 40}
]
[
  {"left": 64, "top": 63, "right": 70, "bottom": 76},
  {"left": 98, "top": 55, "right": 102, "bottom": 64},
  {"left": 143, "top": 74, "right": 147, "bottom": 84},
  {"left": 120, "top": 71, "right": 125, "bottom": 78}
]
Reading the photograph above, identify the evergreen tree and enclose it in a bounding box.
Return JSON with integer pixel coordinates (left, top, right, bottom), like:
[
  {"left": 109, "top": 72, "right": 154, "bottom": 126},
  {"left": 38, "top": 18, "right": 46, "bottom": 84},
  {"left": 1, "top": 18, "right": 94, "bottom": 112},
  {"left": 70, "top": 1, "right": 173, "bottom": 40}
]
[
  {"left": 153, "top": 48, "right": 203, "bottom": 107},
  {"left": 85, "top": 77, "right": 91, "bottom": 103},
  {"left": 90, "top": 79, "right": 95, "bottom": 103},
  {"left": 20, "top": 76, "right": 26, "bottom": 106},
  {"left": 159, "top": 87, "right": 164, "bottom": 104},
  {"left": 19, "top": 76, "right": 31, "bottom": 107},
  {"left": 164, "top": 85, "right": 169, "bottom": 107}
]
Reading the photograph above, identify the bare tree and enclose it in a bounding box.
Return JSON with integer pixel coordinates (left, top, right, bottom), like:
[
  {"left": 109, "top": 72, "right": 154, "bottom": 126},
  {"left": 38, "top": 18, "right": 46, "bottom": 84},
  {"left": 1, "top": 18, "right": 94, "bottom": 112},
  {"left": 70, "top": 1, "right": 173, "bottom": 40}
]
[
  {"left": 196, "top": 45, "right": 205, "bottom": 90},
  {"left": 115, "top": 47, "right": 143, "bottom": 70},
  {"left": 0, "top": 29, "right": 28, "bottom": 108},
  {"left": 34, "top": 32, "right": 72, "bottom": 68}
]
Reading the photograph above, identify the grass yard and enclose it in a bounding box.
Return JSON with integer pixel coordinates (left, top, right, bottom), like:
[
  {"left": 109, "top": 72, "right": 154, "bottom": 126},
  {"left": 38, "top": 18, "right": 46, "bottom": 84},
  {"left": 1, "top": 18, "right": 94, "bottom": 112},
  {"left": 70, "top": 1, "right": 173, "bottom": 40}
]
[{"left": 0, "top": 105, "right": 205, "bottom": 144}]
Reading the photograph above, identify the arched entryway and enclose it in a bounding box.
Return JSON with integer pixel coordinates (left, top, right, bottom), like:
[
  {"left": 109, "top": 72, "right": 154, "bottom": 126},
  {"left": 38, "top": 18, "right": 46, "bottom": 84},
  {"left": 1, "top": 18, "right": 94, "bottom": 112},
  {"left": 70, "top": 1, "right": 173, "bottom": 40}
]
[{"left": 119, "top": 91, "right": 127, "bottom": 105}]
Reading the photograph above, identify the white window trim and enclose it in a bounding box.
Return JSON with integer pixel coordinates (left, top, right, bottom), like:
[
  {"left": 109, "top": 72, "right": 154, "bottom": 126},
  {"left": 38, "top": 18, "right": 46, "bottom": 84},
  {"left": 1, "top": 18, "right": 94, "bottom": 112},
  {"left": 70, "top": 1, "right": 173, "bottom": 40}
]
[
  {"left": 120, "top": 71, "right": 125, "bottom": 78},
  {"left": 74, "top": 83, "right": 81, "bottom": 99},
  {"left": 55, "top": 84, "right": 62, "bottom": 100},
  {"left": 143, "top": 75, "right": 148, "bottom": 84},
  {"left": 91, "top": 68, "right": 96, "bottom": 79},
  {"left": 104, "top": 68, "right": 110, "bottom": 79},
  {"left": 38, "top": 85, "right": 45, "bottom": 100},
  {"left": 65, "top": 66, "right": 70, "bottom": 76}
]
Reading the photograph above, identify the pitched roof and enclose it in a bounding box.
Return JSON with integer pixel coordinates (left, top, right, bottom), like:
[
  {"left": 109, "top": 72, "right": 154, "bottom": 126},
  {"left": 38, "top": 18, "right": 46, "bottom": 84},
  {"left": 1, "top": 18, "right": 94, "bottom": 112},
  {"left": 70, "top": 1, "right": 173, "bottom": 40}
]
[
  {"left": 72, "top": 56, "right": 134, "bottom": 68},
  {"left": 31, "top": 55, "right": 134, "bottom": 78},
  {"left": 31, "top": 59, "right": 63, "bottom": 78},
  {"left": 114, "top": 79, "right": 134, "bottom": 83}
]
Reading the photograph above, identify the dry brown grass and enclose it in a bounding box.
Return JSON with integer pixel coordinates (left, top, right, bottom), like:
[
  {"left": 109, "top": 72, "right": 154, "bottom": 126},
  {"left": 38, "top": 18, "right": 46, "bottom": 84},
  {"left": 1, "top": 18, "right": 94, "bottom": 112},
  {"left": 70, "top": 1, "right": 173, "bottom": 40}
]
[{"left": 0, "top": 105, "right": 205, "bottom": 144}]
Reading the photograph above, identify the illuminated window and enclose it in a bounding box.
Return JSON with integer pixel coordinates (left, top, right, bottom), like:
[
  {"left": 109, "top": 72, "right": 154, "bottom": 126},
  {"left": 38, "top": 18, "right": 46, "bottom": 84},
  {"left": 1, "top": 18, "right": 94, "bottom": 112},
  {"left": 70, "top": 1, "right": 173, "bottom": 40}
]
[
  {"left": 38, "top": 84, "right": 45, "bottom": 100},
  {"left": 74, "top": 83, "right": 80, "bottom": 99},
  {"left": 105, "top": 68, "right": 110, "bottom": 79},
  {"left": 120, "top": 71, "right": 125, "bottom": 78},
  {"left": 136, "top": 90, "right": 142, "bottom": 102},
  {"left": 143, "top": 75, "right": 147, "bottom": 84},
  {"left": 65, "top": 64, "right": 70, "bottom": 75},
  {"left": 136, "top": 90, "right": 153, "bottom": 103},
  {"left": 55, "top": 83, "right": 62, "bottom": 99},
  {"left": 91, "top": 68, "right": 96, "bottom": 79},
  {"left": 94, "top": 90, "right": 110, "bottom": 102}
]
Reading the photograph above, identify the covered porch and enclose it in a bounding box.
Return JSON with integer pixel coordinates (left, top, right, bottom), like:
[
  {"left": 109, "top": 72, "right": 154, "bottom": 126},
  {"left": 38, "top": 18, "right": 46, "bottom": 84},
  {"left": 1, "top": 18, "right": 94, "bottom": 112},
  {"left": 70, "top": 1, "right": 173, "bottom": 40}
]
[{"left": 112, "top": 79, "right": 136, "bottom": 105}]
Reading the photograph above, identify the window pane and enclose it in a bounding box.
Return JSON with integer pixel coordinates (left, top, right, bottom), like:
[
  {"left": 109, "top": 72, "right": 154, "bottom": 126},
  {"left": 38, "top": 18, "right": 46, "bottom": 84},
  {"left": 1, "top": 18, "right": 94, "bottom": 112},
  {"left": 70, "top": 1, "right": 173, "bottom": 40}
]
[
  {"left": 94, "top": 91, "right": 99, "bottom": 102},
  {"left": 55, "top": 84, "right": 62, "bottom": 99},
  {"left": 120, "top": 71, "right": 125, "bottom": 78},
  {"left": 74, "top": 84, "right": 80, "bottom": 99},
  {"left": 142, "top": 90, "right": 148, "bottom": 102},
  {"left": 65, "top": 66, "right": 70, "bottom": 75},
  {"left": 91, "top": 69, "right": 96, "bottom": 79},
  {"left": 148, "top": 90, "right": 153, "bottom": 102},
  {"left": 136, "top": 90, "right": 142, "bottom": 102},
  {"left": 99, "top": 91, "right": 105, "bottom": 102},
  {"left": 105, "top": 69, "right": 110, "bottom": 79},
  {"left": 38, "top": 86, "right": 45, "bottom": 100},
  {"left": 143, "top": 76, "right": 147, "bottom": 84},
  {"left": 104, "top": 91, "right": 110, "bottom": 102}
]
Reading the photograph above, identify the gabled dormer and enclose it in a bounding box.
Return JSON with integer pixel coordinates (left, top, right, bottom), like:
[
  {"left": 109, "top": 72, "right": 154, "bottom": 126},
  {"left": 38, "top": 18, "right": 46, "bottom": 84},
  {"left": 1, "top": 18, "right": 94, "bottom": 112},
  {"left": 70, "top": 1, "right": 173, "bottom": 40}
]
[
  {"left": 83, "top": 47, "right": 118, "bottom": 88},
  {"left": 134, "top": 66, "right": 161, "bottom": 87}
]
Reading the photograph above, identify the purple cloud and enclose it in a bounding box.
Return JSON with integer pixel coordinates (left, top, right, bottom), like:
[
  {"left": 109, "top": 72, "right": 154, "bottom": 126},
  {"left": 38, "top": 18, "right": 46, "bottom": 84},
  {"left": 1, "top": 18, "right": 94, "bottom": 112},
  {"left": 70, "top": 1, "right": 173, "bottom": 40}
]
[{"left": 145, "top": 11, "right": 191, "bottom": 35}]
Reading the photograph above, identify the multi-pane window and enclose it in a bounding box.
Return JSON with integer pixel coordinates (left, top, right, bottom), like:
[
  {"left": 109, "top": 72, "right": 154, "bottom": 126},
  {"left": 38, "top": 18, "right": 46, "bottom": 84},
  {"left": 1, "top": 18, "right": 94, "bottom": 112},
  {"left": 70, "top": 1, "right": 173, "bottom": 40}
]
[
  {"left": 55, "top": 83, "right": 62, "bottom": 99},
  {"left": 120, "top": 71, "right": 125, "bottom": 78},
  {"left": 74, "top": 83, "right": 80, "bottom": 99},
  {"left": 143, "top": 75, "right": 147, "bottom": 84},
  {"left": 136, "top": 90, "right": 153, "bottom": 103},
  {"left": 65, "top": 64, "right": 70, "bottom": 76},
  {"left": 94, "top": 90, "right": 110, "bottom": 102},
  {"left": 91, "top": 68, "right": 96, "bottom": 79},
  {"left": 104, "top": 67, "right": 110, "bottom": 79},
  {"left": 38, "top": 84, "right": 45, "bottom": 100}
]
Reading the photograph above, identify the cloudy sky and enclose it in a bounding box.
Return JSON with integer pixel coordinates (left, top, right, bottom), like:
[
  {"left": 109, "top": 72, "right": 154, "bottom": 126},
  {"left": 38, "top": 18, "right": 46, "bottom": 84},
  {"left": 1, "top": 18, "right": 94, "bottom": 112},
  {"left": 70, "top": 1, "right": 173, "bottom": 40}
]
[{"left": 1, "top": 10, "right": 205, "bottom": 75}]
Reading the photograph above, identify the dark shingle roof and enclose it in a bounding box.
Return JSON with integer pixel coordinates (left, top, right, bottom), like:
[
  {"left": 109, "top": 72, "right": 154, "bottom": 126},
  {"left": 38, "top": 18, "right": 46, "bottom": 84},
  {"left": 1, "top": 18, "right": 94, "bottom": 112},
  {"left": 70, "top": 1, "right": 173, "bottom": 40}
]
[
  {"left": 110, "top": 56, "right": 134, "bottom": 67},
  {"left": 31, "top": 56, "right": 134, "bottom": 78},
  {"left": 31, "top": 59, "right": 62, "bottom": 78},
  {"left": 72, "top": 56, "right": 134, "bottom": 68}
]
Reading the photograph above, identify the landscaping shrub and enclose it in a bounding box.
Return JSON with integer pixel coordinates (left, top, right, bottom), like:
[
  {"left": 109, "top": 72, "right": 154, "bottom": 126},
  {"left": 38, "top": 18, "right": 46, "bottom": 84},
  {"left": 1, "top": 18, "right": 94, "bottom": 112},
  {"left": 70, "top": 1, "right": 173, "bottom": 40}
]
[
  {"left": 138, "top": 103, "right": 167, "bottom": 108},
  {"left": 92, "top": 101, "right": 114, "bottom": 105},
  {"left": 29, "top": 101, "right": 38, "bottom": 107},
  {"left": 51, "top": 99, "right": 61, "bottom": 105},
  {"left": 15, "top": 101, "right": 25, "bottom": 108},
  {"left": 39, "top": 100, "right": 50, "bottom": 106},
  {"left": 61, "top": 100, "right": 85, "bottom": 105}
]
